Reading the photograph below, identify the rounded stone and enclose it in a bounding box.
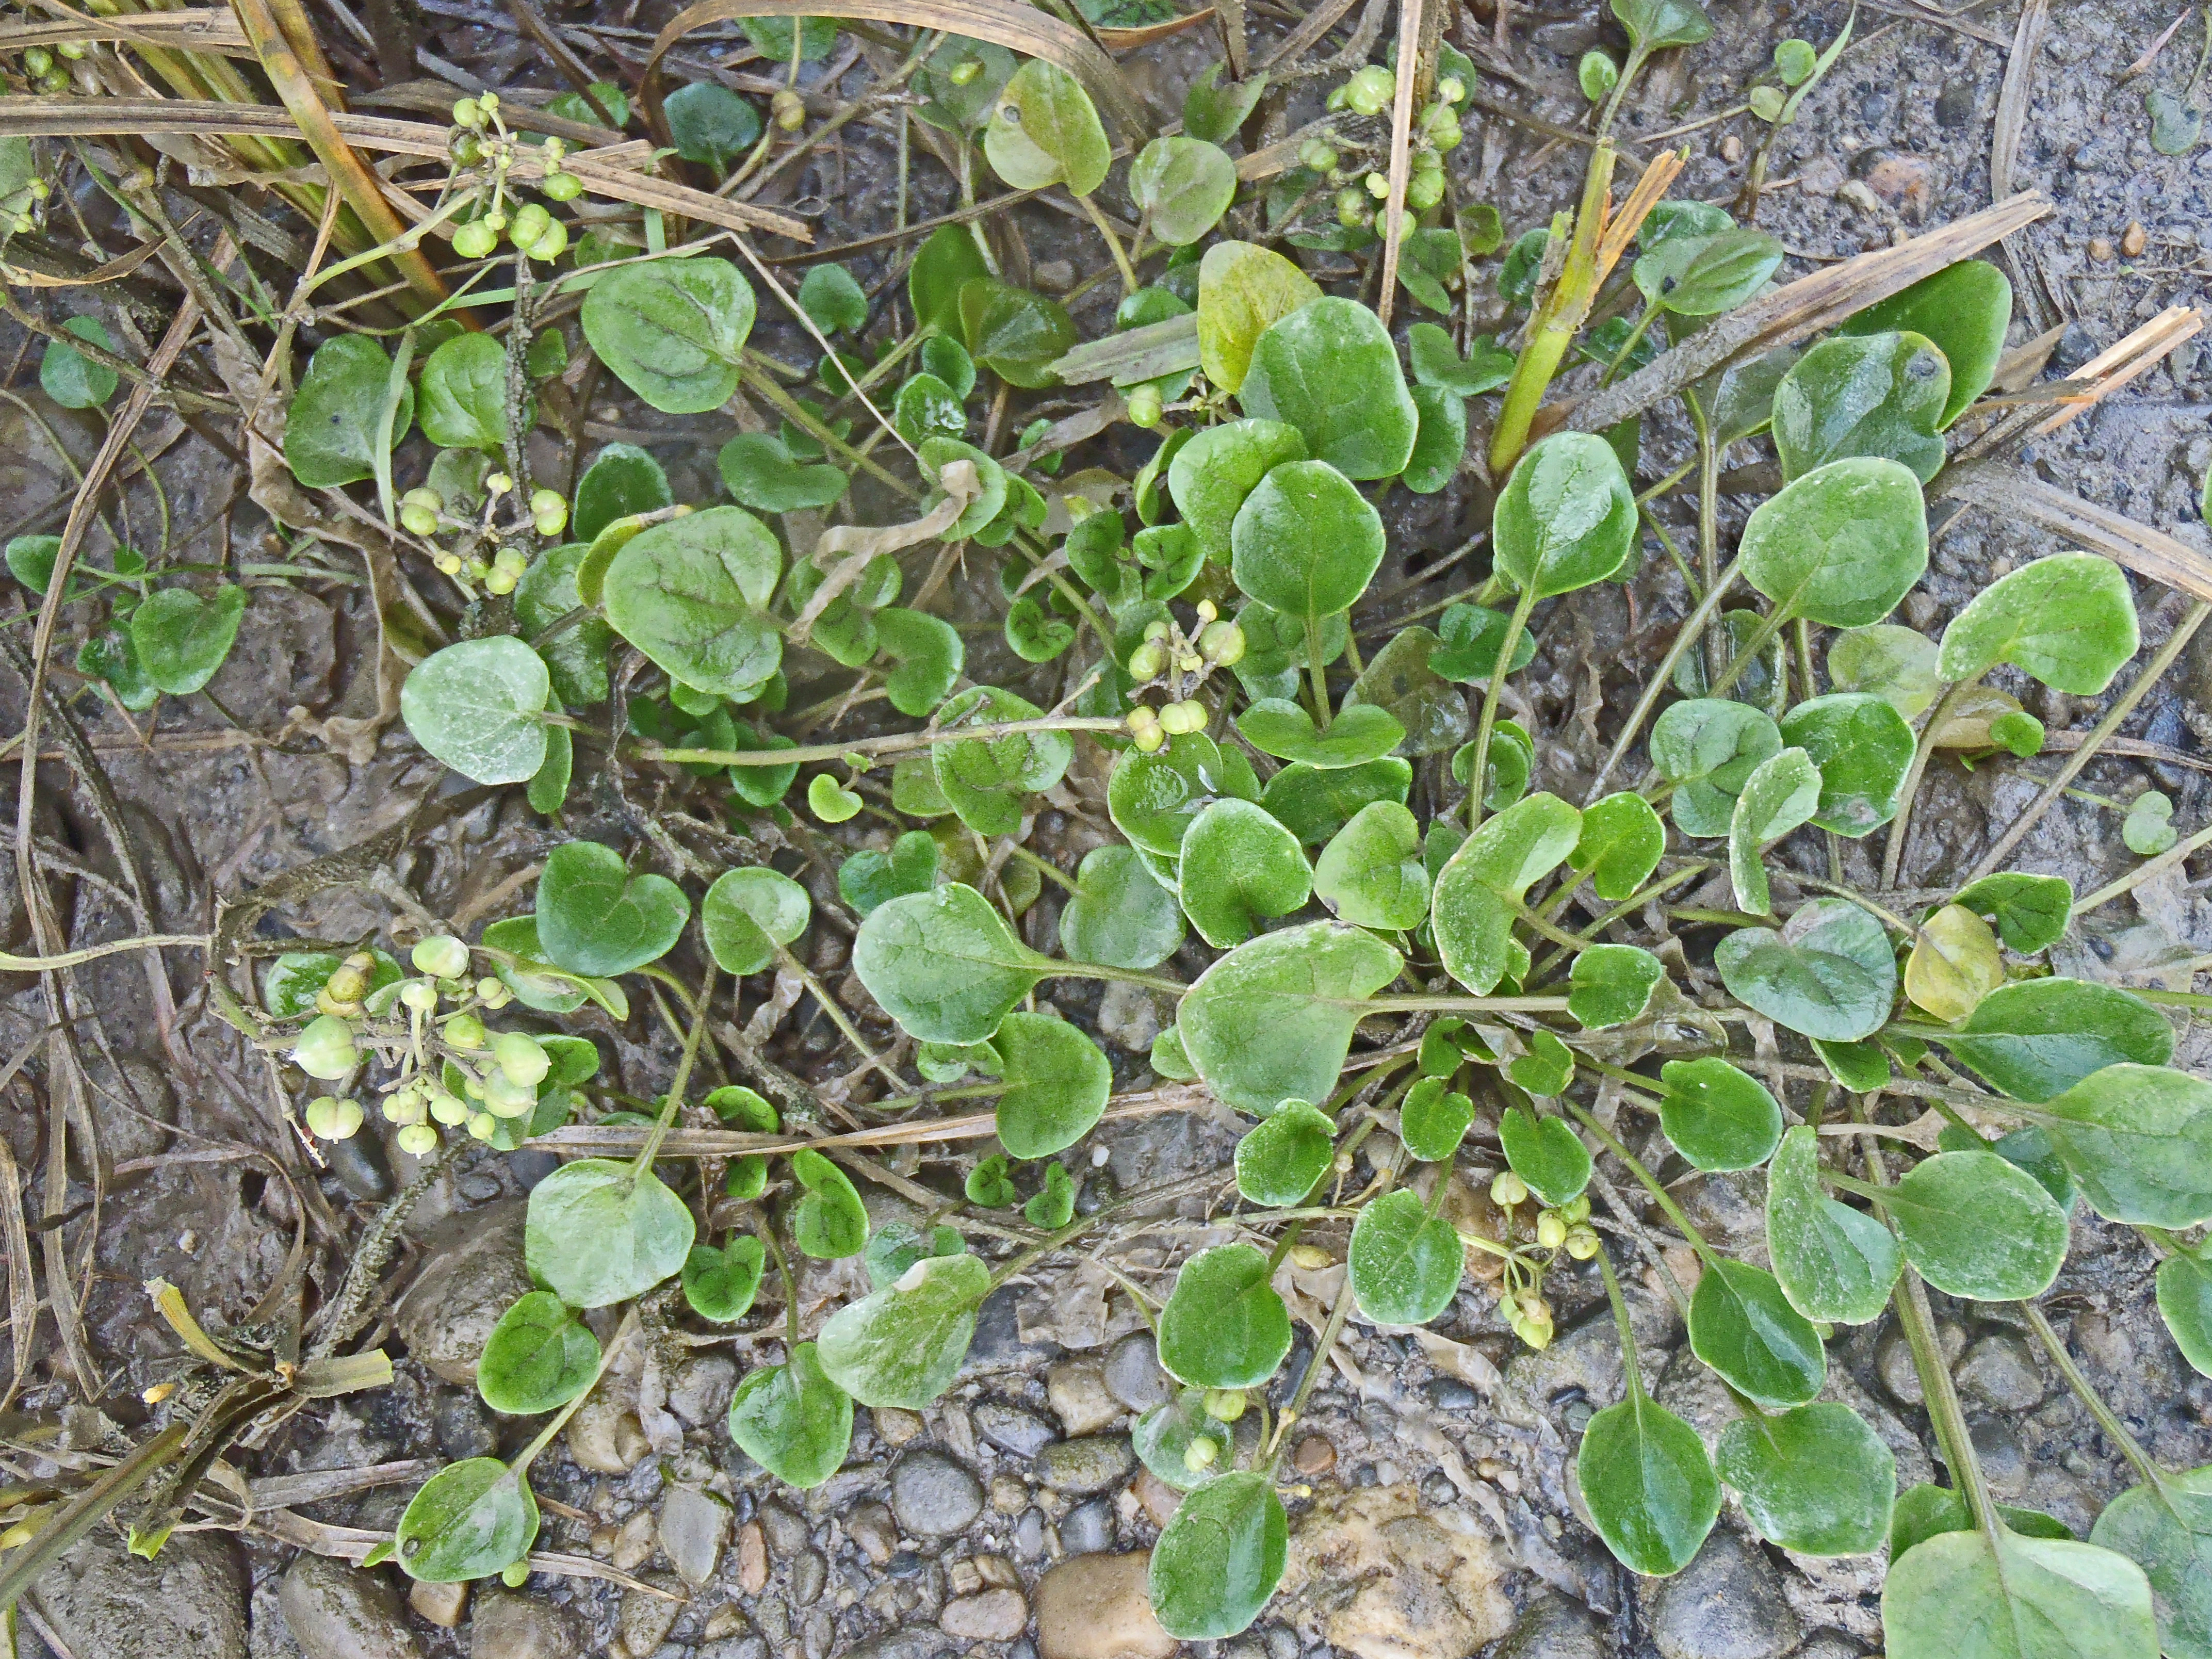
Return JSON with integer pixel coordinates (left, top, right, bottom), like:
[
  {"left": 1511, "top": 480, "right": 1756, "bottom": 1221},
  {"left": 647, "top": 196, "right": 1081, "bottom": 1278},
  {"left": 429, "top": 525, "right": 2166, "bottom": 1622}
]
[
  {"left": 891, "top": 1450, "right": 985, "bottom": 1536},
  {"left": 1033, "top": 1552, "right": 1176, "bottom": 1659},
  {"left": 30, "top": 1528, "right": 248, "bottom": 1659},
  {"left": 1060, "top": 1495, "right": 1115, "bottom": 1555},
  {"left": 394, "top": 1198, "right": 533, "bottom": 1387},
  {"left": 1103, "top": 1332, "right": 1172, "bottom": 1412},
  {"left": 469, "top": 1587, "right": 577, "bottom": 1659},
  {"left": 1036, "top": 1435, "right": 1135, "bottom": 1494},
  {"left": 278, "top": 1554, "right": 425, "bottom": 1659},
  {"left": 942, "top": 1587, "right": 1029, "bottom": 1641},
  {"left": 1649, "top": 1530, "right": 1801, "bottom": 1659}
]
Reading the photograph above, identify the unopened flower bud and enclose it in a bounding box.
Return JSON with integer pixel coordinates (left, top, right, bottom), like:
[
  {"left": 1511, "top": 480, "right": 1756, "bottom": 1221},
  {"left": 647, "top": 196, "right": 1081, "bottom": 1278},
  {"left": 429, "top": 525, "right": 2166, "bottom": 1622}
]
[
  {"left": 1565, "top": 1225, "right": 1600, "bottom": 1260},
  {"left": 1157, "top": 700, "right": 1207, "bottom": 735},
  {"left": 291, "top": 1015, "right": 359, "bottom": 1081},
  {"left": 494, "top": 1031, "right": 550, "bottom": 1087},
  {"left": 1124, "top": 382, "right": 1163, "bottom": 428},
  {"left": 412, "top": 934, "right": 470, "bottom": 979},
  {"left": 530, "top": 489, "right": 569, "bottom": 537},
  {"left": 772, "top": 88, "right": 805, "bottom": 130},
  {"left": 1490, "top": 1170, "right": 1528, "bottom": 1207},
  {"left": 396, "top": 1122, "right": 440, "bottom": 1157},
  {"left": 1183, "top": 1437, "right": 1218, "bottom": 1473},
  {"left": 444, "top": 1012, "right": 486, "bottom": 1050},
  {"left": 305, "top": 1096, "right": 364, "bottom": 1140},
  {"left": 1198, "top": 620, "right": 1245, "bottom": 665},
  {"left": 1128, "top": 640, "right": 1166, "bottom": 680},
  {"left": 1536, "top": 1210, "right": 1568, "bottom": 1250},
  {"left": 1205, "top": 1388, "right": 1247, "bottom": 1422}
]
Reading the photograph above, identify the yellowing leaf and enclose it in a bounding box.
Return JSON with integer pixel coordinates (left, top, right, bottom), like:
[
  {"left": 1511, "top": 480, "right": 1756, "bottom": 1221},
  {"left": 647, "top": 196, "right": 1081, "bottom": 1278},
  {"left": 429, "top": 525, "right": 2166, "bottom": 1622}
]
[
  {"left": 1905, "top": 904, "right": 2004, "bottom": 1023},
  {"left": 1196, "top": 242, "right": 1320, "bottom": 395}
]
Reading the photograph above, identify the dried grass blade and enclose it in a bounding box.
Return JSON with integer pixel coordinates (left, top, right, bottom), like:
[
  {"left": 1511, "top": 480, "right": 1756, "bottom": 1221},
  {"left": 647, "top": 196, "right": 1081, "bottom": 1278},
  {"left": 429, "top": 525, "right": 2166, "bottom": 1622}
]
[
  {"left": 1375, "top": 0, "right": 1423, "bottom": 329},
  {"left": 2027, "top": 304, "right": 2202, "bottom": 434},
  {"left": 1939, "top": 462, "right": 2212, "bottom": 604},
  {"left": 640, "top": 0, "right": 1157, "bottom": 144},
  {"left": 0, "top": 1140, "right": 33, "bottom": 1414},
  {"left": 1562, "top": 190, "right": 2053, "bottom": 434},
  {"left": 0, "top": 8, "right": 252, "bottom": 53}
]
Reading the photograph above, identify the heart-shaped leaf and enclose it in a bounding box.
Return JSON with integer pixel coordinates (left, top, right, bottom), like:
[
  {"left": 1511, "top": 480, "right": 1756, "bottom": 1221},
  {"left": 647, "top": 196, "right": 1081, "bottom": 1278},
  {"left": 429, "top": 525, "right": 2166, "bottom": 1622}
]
[
  {"left": 664, "top": 80, "right": 763, "bottom": 170},
  {"left": 1196, "top": 241, "right": 1323, "bottom": 395},
  {"left": 1168, "top": 418, "right": 1309, "bottom": 564},
  {"left": 395, "top": 1458, "right": 538, "bottom": 1583},
  {"left": 983, "top": 59, "right": 1110, "bottom": 195},
  {"left": 1569, "top": 942, "right": 1666, "bottom": 1029},
  {"left": 1837, "top": 259, "right": 2011, "bottom": 427},
  {"left": 1771, "top": 331, "right": 1950, "bottom": 482},
  {"left": 932, "top": 684, "right": 1074, "bottom": 836},
  {"left": 1656, "top": 1057, "right": 1783, "bottom": 1170},
  {"left": 853, "top": 883, "right": 1046, "bottom": 1044},
  {"left": 536, "top": 841, "right": 690, "bottom": 977},
  {"left": 1313, "top": 801, "right": 1429, "bottom": 930},
  {"left": 718, "top": 432, "right": 851, "bottom": 512},
  {"left": 1738, "top": 456, "right": 1928, "bottom": 628},
  {"left": 1569, "top": 792, "right": 1666, "bottom": 900},
  {"left": 1237, "top": 700, "right": 1405, "bottom": 768},
  {"left": 1133, "top": 1387, "right": 1235, "bottom": 1491},
  {"left": 1829, "top": 622, "right": 1942, "bottom": 718},
  {"left": 1259, "top": 757, "right": 1411, "bottom": 847},
  {"left": 1179, "top": 799, "right": 1313, "bottom": 948},
  {"left": 701, "top": 867, "right": 810, "bottom": 975},
  {"left": 1238, "top": 297, "right": 1419, "bottom": 480},
  {"left": 2036, "top": 1063, "right": 2212, "bottom": 1227},
  {"left": 1650, "top": 698, "right": 1783, "bottom": 837},
  {"left": 1347, "top": 1187, "right": 1462, "bottom": 1324},
  {"left": 1779, "top": 692, "right": 1916, "bottom": 835},
  {"left": 1904, "top": 903, "right": 2006, "bottom": 1023},
  {"left": 418, "top": 333, "right": 515, "bottom": 450},
  {"left": 1430, "top": 792, "right": 1582, "bottom": 994},
  {"left": 1231, "top": 460, "right": 1387, "bottom": 628},
  {"left": 1688, "top": 1258, "right": 1827, "bottom": 1407},
  {"left": 1058, "top": 844, "right": 1184, "bottom": 970},
  {"left": 1730, "top": 747, "right": 1822, "bottom": 914},
  {"left": 1159, "top": 1243, "right": 1294, "bottom": 1388},
  {"left": 581, "top": 256, "right": 756, "bottom": 414},
  {"left": 1948, "top": 872, "right": 2071, "bottom": 955},
  {"left": 524, "top": 1158, "right": 695, "bottom": 1307},
  {"left": 791, "top": 1148, "right": 867, "bottom": 1258},
  {"left": 400, "top": 637, "right": 551, "bottom": 786},
  {"left": 1883, "top": 1523, "right": 2156, "bottom": 1659},
  {"left": 817, "top": 1251, "right": 990, "bottom": 1408},
  {"left": 683, "top": 1235, "right": 766, "bottom": 1322},
  {"left": 1499, "top": 1105, "right": 1591, "bottom": 1208},
  {"left": 285, "top": 333, "right": 414, "bottom": 487},
  {"left": 1130, "top": 135, "right": 1238, "bottom": 245},
  {"left": 729, "top": 1342, "right": 853, "bottom": 1488},
  {"left": 1936, "top": 551, "right": 2140, "bottom": 694},
  {"left": 1109, "top": 729, "right": 1264, "bottom": 858},
  {"left": 1399, "top": 1077, "right": 1476, "bottom": 1162},
  {"left": 1149, "top": 1471, "right": 1289, "bottom": 1639},
  {"left": 1718, "top": 1402, "right": 1897, "bottom": 1556},
  {"left": 993, "top": 1011, "right": 1111, "bottom": 1158},
  {"left": 1885, "top": 1150, "right": 2070, "bottom": 1299},
  {"left": 1765, "top": 1126, "right": 1900, "bottom": 1323},
  {"left": 131, "top": 584, "right": 245, "bottom": 696},
  {"left": 477, "top": 1291, "right": 600, "bottom": 1416},
  {"left": 1491, "top": 431, "right": 1637, "bottom": 597},
  {"left": 1177, "top": 923, "right": 1402, "bottom": 1115},
  {"left": 2158, "top": 1252, "right": 2212, "bottom": 1377},
  {"left": 838, "top": 831, "right": 939, "bottom": 918},
  {"left": 1579, "top": 1393, "right": 1720, "bottom": 1576},
  {"left": 1714, "top": 896, "right": 1897, "bottom": 1042},
  {"left": 1234, "top": 1100, "right": 1336, "bottom": 1206},
  {"left": 602, "top": 506, "right": 783, "bottom": 700},
  {"left": 2089, "top": 1464, "right": 2212, "bottom": 1659}
]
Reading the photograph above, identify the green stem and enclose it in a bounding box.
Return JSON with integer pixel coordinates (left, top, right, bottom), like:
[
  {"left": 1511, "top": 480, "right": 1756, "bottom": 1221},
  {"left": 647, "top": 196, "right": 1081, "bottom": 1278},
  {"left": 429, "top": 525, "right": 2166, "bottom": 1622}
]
[
  {"left": 1074, "top": 192, "right": 1139, "bottom": 296},
  {"left": 1365, "top": 995, "right": 1572, "bottom": 1014},
  {"left": 1467, "top": 583, "right": 1539, "bottom": 830},
  {"left": 1529, "top": 861, "right": 1712, "bottom": 979},
  {"left": 635, "top": 965, "right": 716, "bottom": 1175},
  {"left": 2019, "top": 1302, "right": 2169, "bottom": 1496},
  {"left": 2075, "top": 814, "right": 2212, "bottom": 915},
  {"left": 515, "top": 1310, "right": 637, "bottom": 1475},
  {"left": 1585, "top": 559, "right": 1742, "bottom": 799},
  {"left": 1003, "top": 840, "right": 1081, "bottom": 894},
  {"left": 1304, "top": 614, "right": 1332, "bottom": 727},
  {"left": 1592, "top": 1236, "right": 1646, "bottom": 1400},
  {"left": 1489, "top": 144, "right": 1616, "bottom": 474},
  {"left": 1599, "top": 302, "right": 1660, "bottom": 386},
  {"left": 1698, "top": 601, "right": 1792, "bottom": 704},
  {"left": 777, "top": 944, "right": 901, "bottom": 1090}
]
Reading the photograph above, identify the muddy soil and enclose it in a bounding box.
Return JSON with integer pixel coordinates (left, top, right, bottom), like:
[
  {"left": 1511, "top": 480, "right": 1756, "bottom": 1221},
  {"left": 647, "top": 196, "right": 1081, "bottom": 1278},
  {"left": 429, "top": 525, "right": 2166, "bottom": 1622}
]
[{"left": 2, "top": 0, "right": 2209, "bottom": 1655}]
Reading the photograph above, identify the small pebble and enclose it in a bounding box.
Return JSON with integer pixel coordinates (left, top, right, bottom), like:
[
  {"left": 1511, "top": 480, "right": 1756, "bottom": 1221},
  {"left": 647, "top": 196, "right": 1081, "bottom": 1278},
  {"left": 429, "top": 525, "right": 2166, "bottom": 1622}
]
[
  {"left": 2088, "top": 236, "right": 2115, "bottom": 262},
  {"left": 1719, "top": 133, "right": 1744, "bottom": 164},
  {"left": 408, "top": 1580, "right": 466, "bottom": 1628},
  {"left": 735, "top": 1520, "right": 768, "bottom": 1594},
  {"left": 942, "top": 1587, "right": 1030, "bottom": 1642},
  {"left": 891, "top": 1450, "right": 985, "bottom": 1536},
  {"left": 1061, "top": 1495, "right": 1116, "bottom": 1556},
  {"left": 2122, "top": 220, "right": 2147, "bottom": 257},
  {"left": 1293, "top": 1436, "right": 1336, "bottom": 1476}
]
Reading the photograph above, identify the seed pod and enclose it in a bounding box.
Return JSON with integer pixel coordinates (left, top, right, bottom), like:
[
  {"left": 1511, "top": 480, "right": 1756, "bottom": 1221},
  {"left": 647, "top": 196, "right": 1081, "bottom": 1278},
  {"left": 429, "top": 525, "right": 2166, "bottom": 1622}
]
[
  {"left": 1536, "top": 1211, "right": 1567, "bottom": 1250},
  {"left": 1490, "top": 1170, "right": 1528, "bottom": 1206},
  {"left": 413, "top": 935, "right": 470, "bottom": 979},
  {"left": 305, "top": 1096, "right": 364, "bottom": 1140},
  {"left": 494, "top": 1031, "right": 551, "bottom": 1087},
  {"left": 444, "top": 1012, "right": 487, "bottom": 1050},
  {"left": 396, "top": 1122, "right": 440, "bottom": 1157},
  {"left": 291, "top": 1015, "right": 359, "bottom": 1081}
]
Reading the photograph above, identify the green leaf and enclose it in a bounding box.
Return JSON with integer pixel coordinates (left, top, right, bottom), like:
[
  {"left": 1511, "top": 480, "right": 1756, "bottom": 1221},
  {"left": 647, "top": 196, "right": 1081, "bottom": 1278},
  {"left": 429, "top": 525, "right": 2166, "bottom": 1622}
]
[
  {"left": 521, "top": 1157, "right": 692, "bottom": 1315},
  {"left": 1431, "top": 792, "right": 1582, "bottom": 994},
  {"left": 395, "top": 1458, "right": 538, "bottom": 1583},
  {"left": 581, "top": 257, "right": 756, "bottom": 414},
  {"left": 729, "top": 1342, "right": 853, "bottom": 1488},
  {"left": 1883, "top": 1524, "right": 2157, "bottom": 1659},
  {"left": 910, "top": 226, "right": 993, "bottom": 336},
  {"left": 1766, "top": 1125, "right": 1901, "bottom": 1323},
  {"left": 1633, "top": 227, "right": 1784, "bottom": 316},
  {"left": 601, "top": 506, "right": 783, "bottom": 698},
  {"left": 701, "top": 866, "right": 810, "bottom": 975},
  {"left": 794, "top": 263, "right": 867, "bottom": 335},
  {"left": 718, "top": 432, "right": 850, "bottom": 512},
  {"left": 536, "top": 840, "right": 689, "bottom": 977},
  {"left": 1408, "top": 322, "right": 1515, "bottom": 396},
  {"left": 1491, "top": 431, "right": 1637, "bottom": 597},
  {"left": 1688, "top": 1258, "right": 1827, "bottom": 1407},
  {"left": 1563, "top": 793, "right": 1663, "bottom": 902},
  {"left": 1892, "top": 1485, "right": 2078, "bottom": 1557},
  {"left": 1885, "top": 1150, "right": 2070, "bottom": 1298},
  {"left": 1024, "top": 1161, "right": 1076, "bottom": 1227},
  {"left": 931, "top": 684, "right": 1074, "bottom": 836},
  {"left": 1260, "top": 757, "right": 1410, "bottom": 846},
  {"left": 1737, "top": 456, "right": 1929, "bottom": 627},
  {"left": 1238, "top": 297, "right": 1419, "bottom": 480},
  {"left": 2159, "top": 1253, "right": 2212, "bottom": 1377},
  {"left": 285, "top": 334, "right": 414, "bottom": 487},
  {"left": 1149, "top": 1471, "right": 1289, "bottom": 1639},
  {"left": 1196, "top": 240, "right": 1322, "bottom": 395},
  {"left": 838, "top": 831, "right": 939, "bottom": 918},
  {"left": 1935, "top": 551, "right": 2140, "bottom": 694},
  {"left": 1177, "top": 922, "right": 1402, "bottom": 1115},
  {"left": 40, "top": 315, "right": 117, "bottom": 408},
  {"left": 965, "top": 1152, "right": 1018, "bottom": 1209},
  {"left": 572, "top": 444, "right": 671, "bottom": 543},
  {"left": 893, "top": 371, "right": 966, "bottom": 445},
  {"left": 1771, "top": 332, "right": 1949, "bottom": 483},
  {"left": 1729, "top": 747, "right": 1822, "bottom": 915},
  {"left": 1347, "top": 1187, "right": 1462, "bottom": 1324},
  {"left": 1837, "top": 259, "right": 2011, "bottom": 428},
  {"left": 1829, "top": 622, "right": 1942, "bottom": 719},
  {"left": 1935, "top": 978, "right": 2172, "bottom": 1102},
  {"left": 2036, "top": 1063, "right": 2212, "bottom": 1226},
  {"left": 513, "top": 543, "right": 613, "bottom": 706},
  {"left": 864, "top": 1221, "right": 965, "bottom": 1291},
  {"left": 1234, "top": 1100, "right": 1335, "bottom": 1206},
  {"left": 1569, "top": 942, "right": 1665, "bottom": 1029},
  {"left": 477, "top": 1291, "right": 600, "bottom": 1415},
  {"left": 1230, "top": 460, "right": 1386, "bottom": 628},
  {"left": 1168, "top": 418, "right": 1308, "bottom": 565},
  {"left": 1649, "top": 697, "right": 1783, "bottom": 837},
  {"left": 1237, "top": 700, "right": 1404, "bottom": 769},
  {"left": 1499, "top": 1105, "right": 1591, "bottom": 1208},
  {"left": 1779, "top": 692, "right": 1916, "bottom": 836},
  {"left": 1508, "top": 1029, "right": 1576, "bottom": 1097},
  {"left": 1182, "top": 60, "right": 1268, "bottom": 143},
  {"left": 1714, "top": 897, "right": 1897, "bottom": 1042},
  {"left": 983, "top": 60, "right": 1110, "bottom": 195},
  {"left": 1577, "top": 1394, "right": 1721, "bottom": 1576},
  {"left": 664, "top": 80, "right": 762, "bottom": 170},
  {"left": 817, "top": 1251, "right": 990, "bottom": 1407},
  {"left": 791, "top": 1147, "right": 867, "bottom": 1258},
  {"left": 1343, "top": 627, "right": 1467, "bottom": 757},
  {"left": 400, "top": 637, "right": 550, "bottom": 786},
  {"left": 1130, "top": 136, "right": 1238, "bottom": 246},
  {"left": 875, "top": 608, "right": 964, "bottom": 717},
  {"left": 1657, "top": 1056, "right": 1783, "bottom": 1170},
  {"left": 417, "top": 333, "right": 511, "bottom": 450},
  {"left": 2090, "top": 1467, "right": 2212, "bottom": 1659},
  {"left": 1718, "top": 1402, "right": 1896, "bottom": 1556},
  {"left": 1399, "top": 1078, "right": 1476, "bottom": 1162},
  {"left": 1159, "top": 1243, "right": 1293, "bottom": 1387},
  {"left": 130, "top": 584, "right": 245, "bottom": 696},
  {"left": 2123, "top": 789, "right": 2177, "bottom": 855},
  {"left": 993, "top": 1011, "right": 1110, "bottom": 1158},
  {"left": 2148, "top": 87, "right": 2206, "bottom": 154},
  {"left": 683, "top": 1235, "right": 766, "bottom": 1322},
  {"left": 959, "top": 279, "right": 1076, "bottom": 388},
  {"left": 853, "top": 883, "right": 1046, "bottom": 1044},
  {"left": 1611, "top": 0, "right": 1713, "bottom": 52},
  {"left": 1059, "top": 844, "right": 1185, "bottom": 969},
  {"left": 1311, "top": 801, "right": 1429, "bottom": 930},
  {"left": 1177, "top": 799, "right": 1312, "bottom": 948}
]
